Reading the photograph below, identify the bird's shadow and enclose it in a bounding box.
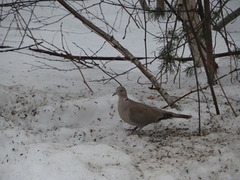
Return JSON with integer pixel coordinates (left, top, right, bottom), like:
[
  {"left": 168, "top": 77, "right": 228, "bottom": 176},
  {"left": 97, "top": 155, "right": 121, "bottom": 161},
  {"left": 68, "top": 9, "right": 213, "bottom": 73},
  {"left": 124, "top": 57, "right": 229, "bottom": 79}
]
[
  {"left": 138, "top": 126, "right": 208, "bottom": 143},
  {"left": 142, "top": 127, "right": 194, "bottom": 138},
  {"left": 138, "top": 125, "right": 224, "bottom": 146}
]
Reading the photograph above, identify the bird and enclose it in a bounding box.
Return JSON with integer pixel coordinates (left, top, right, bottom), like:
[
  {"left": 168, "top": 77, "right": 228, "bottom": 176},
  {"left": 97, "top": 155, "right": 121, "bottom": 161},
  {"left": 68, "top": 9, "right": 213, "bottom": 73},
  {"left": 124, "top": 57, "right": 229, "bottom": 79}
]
[{"left": 113, "top": 86, "right": 191, "bottom": 134}]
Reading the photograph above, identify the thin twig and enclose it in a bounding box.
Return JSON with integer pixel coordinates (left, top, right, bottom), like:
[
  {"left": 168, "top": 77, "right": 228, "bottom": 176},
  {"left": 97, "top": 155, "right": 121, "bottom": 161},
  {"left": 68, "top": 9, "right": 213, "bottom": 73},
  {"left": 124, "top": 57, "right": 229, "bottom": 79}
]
[
  {"left": 0, "top": 42, "right": 42, "bottom": 52},
  {"left": 71, "top": 60, "right": 93, "bottom": 93}
]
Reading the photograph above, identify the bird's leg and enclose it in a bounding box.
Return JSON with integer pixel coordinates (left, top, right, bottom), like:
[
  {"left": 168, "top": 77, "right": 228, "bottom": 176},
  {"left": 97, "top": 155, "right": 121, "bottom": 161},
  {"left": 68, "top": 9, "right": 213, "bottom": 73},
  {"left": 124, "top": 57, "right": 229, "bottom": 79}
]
[
  {"left": 126, "top": 127, "right": 142, "bottom": 135},
  {"left": 130, "top": 127, "right": 139, "bottom": 135},
  {"left": 126, "top": 126, "right": 138, "bottom": 132}
]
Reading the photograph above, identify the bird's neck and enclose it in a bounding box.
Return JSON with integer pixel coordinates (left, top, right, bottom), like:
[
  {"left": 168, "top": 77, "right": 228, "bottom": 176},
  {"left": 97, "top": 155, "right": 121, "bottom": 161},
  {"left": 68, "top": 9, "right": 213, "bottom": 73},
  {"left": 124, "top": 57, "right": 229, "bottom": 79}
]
[{"left": 119, "top": 96, "right": 129, "bottom": 102}]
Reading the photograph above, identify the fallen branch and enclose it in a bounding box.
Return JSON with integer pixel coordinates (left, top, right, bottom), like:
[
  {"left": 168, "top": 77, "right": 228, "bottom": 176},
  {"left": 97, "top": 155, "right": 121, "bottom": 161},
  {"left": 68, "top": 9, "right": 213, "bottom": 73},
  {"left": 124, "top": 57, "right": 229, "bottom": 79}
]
[{"left": 57, "top": 0, "right": 177, "bottom": 108}]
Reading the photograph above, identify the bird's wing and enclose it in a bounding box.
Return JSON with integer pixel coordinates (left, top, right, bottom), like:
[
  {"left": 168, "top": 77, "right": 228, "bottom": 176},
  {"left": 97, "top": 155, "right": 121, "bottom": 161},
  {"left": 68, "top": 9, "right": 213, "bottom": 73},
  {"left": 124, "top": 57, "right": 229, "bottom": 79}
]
[{"left": 128, "top": 100, "right": 166, "bottom": 127}]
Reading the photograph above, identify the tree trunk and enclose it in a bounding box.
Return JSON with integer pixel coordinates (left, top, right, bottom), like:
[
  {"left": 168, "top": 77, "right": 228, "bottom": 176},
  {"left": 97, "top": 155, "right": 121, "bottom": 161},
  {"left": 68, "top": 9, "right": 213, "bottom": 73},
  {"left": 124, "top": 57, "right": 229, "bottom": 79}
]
[
  {"left": 178, "top": 0, "right": 205, "bottom": 67},
  {"left": 213, "top": 7, "right": 240, "bottom": 31},
  {"left": 57, "top": 0, "right": 177, "bottom": 108},
  {"left": 203, "top": 0, "right": 218, "bottom": 84},
  {"left": 203, "top": 0, "right": 220, "bottom": 114},
  {"left": 165, "top": 0, "right": 220, "bottom": 115}
]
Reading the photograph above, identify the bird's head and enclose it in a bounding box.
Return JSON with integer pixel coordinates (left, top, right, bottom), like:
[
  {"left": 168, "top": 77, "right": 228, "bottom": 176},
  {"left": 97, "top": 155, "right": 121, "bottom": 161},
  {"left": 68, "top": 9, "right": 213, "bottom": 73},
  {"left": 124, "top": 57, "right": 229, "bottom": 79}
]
[{"left": 113, "top": 86, "right": 128, "bottom": 98}]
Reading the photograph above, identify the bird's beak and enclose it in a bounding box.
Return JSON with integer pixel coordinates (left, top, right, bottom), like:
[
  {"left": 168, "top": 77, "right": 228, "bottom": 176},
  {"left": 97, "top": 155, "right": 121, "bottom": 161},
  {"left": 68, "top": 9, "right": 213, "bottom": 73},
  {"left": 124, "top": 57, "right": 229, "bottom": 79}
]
[{"left": 112, "top": 92, "right": 116, "bottom": 96}]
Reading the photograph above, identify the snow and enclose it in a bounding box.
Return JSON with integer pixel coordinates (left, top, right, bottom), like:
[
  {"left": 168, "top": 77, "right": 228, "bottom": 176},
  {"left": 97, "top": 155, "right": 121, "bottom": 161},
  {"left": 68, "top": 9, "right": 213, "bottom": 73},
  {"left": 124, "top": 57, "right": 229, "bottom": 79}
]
[{"left": 1, "top": 1, "right": 240, "bottom": 180}]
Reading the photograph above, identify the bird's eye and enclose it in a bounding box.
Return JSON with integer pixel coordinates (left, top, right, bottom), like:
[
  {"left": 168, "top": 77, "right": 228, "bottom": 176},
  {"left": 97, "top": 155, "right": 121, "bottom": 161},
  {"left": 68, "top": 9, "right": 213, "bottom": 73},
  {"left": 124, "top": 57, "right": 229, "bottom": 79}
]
[{"left": 120, "top": 90, "right": 123, "bottom": 92}]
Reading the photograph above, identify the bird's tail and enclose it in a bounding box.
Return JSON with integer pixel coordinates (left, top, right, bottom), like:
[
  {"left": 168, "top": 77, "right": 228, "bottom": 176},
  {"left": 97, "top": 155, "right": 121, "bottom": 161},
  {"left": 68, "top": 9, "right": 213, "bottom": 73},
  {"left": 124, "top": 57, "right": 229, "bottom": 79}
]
[{"left": 172, "top": 113, "right": 192, "bottom": 119}]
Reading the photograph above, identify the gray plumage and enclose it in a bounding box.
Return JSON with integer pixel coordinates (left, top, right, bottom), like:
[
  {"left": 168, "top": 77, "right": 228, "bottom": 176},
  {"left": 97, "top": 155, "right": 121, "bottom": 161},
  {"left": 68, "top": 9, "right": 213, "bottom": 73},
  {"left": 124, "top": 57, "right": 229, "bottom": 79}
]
[{"left": 113, "top": 86, "right": 191, "bottom": 134}]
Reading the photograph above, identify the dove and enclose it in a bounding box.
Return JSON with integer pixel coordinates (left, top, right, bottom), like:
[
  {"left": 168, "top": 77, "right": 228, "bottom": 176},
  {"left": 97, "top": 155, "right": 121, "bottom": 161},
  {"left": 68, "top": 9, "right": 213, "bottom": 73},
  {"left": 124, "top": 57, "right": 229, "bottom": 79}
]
[{"left": 113, "top": 86, "right": 191, "bottom": 134}]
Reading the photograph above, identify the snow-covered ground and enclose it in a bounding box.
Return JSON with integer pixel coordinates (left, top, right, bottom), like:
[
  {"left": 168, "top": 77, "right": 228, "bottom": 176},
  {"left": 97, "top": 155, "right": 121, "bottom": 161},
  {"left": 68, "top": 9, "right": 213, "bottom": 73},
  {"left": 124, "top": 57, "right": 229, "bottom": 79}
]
[{"left": 0, "top": 1, "right": 240, "bottom": 180}]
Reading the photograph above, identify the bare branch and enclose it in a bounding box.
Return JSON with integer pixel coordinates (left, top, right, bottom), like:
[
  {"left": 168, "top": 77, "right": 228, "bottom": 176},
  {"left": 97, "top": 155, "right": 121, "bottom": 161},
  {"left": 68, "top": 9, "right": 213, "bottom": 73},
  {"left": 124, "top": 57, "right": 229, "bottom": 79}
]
[{"left": 29, "top": 47, "right": 240, "bottom": 62}]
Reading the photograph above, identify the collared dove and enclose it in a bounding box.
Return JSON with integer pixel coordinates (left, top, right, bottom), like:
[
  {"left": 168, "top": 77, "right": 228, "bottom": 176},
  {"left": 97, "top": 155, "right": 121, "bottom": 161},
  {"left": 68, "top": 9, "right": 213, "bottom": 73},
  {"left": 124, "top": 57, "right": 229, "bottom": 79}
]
[{"left": 113, "top": 86, "right": 191, "bottom": 134}]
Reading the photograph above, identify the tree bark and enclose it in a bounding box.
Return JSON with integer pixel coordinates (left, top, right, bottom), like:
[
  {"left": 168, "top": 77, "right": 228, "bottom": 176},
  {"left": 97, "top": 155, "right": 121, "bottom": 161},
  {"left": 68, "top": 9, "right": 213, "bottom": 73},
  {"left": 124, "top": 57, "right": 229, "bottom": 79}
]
[
  {"left": 178, "top": 0, "right": 205, "bottom": 67},
  {"left": 156, "top": 0, "right": 165, "bottom": 15},
  {"left": 139, "top": 0, "right": 150, "bottom": 11},
  {"left": 157, "top": 0, "right": 164, "bottom": 10},
  {"left": 56, "top": 0, "right": 176, "bottom": 108}
]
